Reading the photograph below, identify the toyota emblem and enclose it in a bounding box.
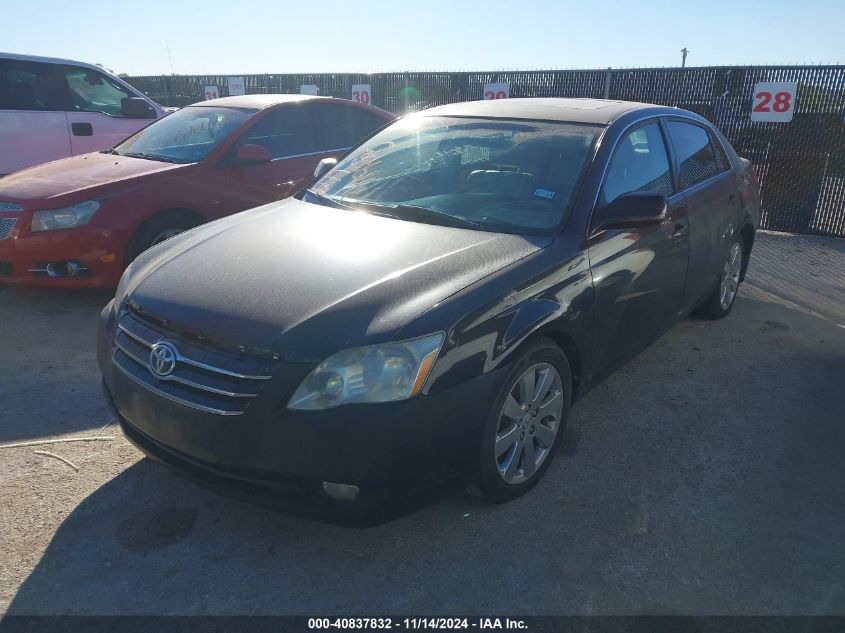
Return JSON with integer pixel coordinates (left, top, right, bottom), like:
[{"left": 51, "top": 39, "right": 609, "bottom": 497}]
[{"left": 149, "top": 341, "right": 178, "bottom": 377}]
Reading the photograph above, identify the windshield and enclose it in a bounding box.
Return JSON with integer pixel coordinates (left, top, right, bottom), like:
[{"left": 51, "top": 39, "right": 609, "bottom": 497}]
[
  {"left": 308, "top": 115, "right": 601, "bottom": 233},
  {"left": 114, "top": 106, "right": 255, "bottom": 164}
]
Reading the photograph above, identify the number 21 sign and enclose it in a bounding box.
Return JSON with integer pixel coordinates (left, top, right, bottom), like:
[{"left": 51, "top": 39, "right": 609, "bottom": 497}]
[{"left": 751, "top": 82, "right": 797, "bottom": 122}]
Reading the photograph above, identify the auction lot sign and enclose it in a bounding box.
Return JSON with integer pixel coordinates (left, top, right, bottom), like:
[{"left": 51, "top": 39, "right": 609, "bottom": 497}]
[
  {"left": 203, "top": 85, "right": 219, "bottom": 100},
  {"left": 751, "top": 81, "right": 797, "bottom": 122},
  {"left": 483, "top": 82, "right": 510, "bottom": 99},
  {"left": 226, "top": 77, "right": 245, "bottom": 96},
  {"left": 351, "top": 84, "right": 372, "bottom": 104}
]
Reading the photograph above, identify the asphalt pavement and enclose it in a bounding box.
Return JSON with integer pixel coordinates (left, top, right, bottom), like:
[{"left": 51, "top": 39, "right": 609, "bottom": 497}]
[{"left": 1, "top": 231, "right": 843, "bottom": 615}]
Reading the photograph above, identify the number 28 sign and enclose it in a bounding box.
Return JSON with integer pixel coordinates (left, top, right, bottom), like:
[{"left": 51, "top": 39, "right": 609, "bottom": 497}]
[{"left": 751, "top": 82, "right": 797, "bottom": 122}]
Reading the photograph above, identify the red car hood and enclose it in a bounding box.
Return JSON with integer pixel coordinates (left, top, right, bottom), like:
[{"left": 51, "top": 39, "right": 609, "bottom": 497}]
[{"left": 0, "top": 152, "right": 188, "bottom": 206}]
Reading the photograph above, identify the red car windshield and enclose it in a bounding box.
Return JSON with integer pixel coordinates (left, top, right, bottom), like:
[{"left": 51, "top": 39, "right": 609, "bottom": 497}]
[{"left": 115, "top": 106, "right": 256, "bottom": 164}]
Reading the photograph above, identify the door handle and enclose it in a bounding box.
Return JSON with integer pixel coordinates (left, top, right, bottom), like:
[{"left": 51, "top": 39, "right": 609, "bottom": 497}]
[
  {"left": 728, "top": 193, "right": 737, "bottom": 203},
  {"left": 71, "top": 122, "right": 93, "bottom": 137},
  {"left": 672, "top": 222, "right": 687, "bottom": 238}
]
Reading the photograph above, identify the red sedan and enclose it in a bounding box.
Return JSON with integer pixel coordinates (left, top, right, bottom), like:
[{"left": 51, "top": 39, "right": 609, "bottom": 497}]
[{"left": 0, "top": 94, "right": 393, "bottom": 287}]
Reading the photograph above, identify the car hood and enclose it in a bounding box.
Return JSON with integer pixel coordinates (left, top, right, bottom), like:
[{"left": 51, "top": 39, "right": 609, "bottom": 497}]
[
  {"left": 126, "top": 198, "right": 551, "bottom": 360},
  {"left": 0, "top": 152, "right": 187, "bottom": 205}
]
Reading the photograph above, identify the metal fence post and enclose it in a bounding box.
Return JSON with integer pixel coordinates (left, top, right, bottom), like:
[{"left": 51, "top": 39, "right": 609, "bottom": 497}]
[{"left": 603, "top": 67, "right": 612, "bottom": 99}]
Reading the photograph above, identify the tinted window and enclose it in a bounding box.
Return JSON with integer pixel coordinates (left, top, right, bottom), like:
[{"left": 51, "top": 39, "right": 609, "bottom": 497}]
[
  {"left": 238, "top": 105, "right": 321, "bottom": 159},
  {"left": 667, "top": 121, "right": 721, "bottom": 189},
  {"left": 603, "top": 122, "right": 673, "bottom": 203},
  {"left": 315, "top": 104, "right": 387, "bottom": 150},
  {"left": 708, "top": 129, "right": 730, "bottom": 172},
  {"left": 63, "top": 66, "right": 133, "bottom": 117},
  {"left": 116, "top": 106, "right": 254, "bottom": 164},
  {"left": 0, "top": 60, "right": 70, "bottom": 111},
  {"left": 310, "top": 116, "right": 599, "bottom": 234}
]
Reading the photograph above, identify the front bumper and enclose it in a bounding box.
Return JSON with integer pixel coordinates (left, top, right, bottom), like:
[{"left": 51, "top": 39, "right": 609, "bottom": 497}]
[
  {"left": 97, "top": 301, "right": 505, "bottom": 519},
  {"left": 0, "top": 218, "right": 124, "bottom": 288}
]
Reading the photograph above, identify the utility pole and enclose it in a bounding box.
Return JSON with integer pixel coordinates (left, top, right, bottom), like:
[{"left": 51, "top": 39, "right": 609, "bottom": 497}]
[{"left": 681, "top": 47, "right": 689, "bottom": 68}]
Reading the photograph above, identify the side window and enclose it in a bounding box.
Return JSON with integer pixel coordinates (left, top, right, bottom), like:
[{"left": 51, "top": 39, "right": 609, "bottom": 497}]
[
  {"left": 603, "top": 122, "right": 674, "bottom": 204},
  {"left": 708, "top": 130, "right": 730, "bottom": 172},
  {"left": 237, "top": 105, "right": 321, "bottom": 159},
  {"left": 63, "top": 66, "right": 133, "bottom": 117},
  {"left": 0, "top": 60, "right": 70, "bottom": 111},
  {"left": 666, "top": 121, "right": 721, "bottom": 189},
  {"left": 315, "top": 104, "right": 386, "bottom": 150}
]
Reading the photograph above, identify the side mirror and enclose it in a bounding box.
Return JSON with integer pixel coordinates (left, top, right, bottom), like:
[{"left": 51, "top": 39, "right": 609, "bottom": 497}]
[
  {"left": 314, "top": 157, "right": 337, "bottom": 179},
  {"left": 591, "top": 191, "right": 668, "bottom": 233},
  {"left": 121, "top": 97, "right": 156, "bottom": 119},
  {"left": 235, "top": 143, "right": 272, "bottom": 165}
]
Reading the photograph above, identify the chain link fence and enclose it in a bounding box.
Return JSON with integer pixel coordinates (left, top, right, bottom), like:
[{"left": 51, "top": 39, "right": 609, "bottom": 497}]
[{"left": 125, "top": 66, "right": 845, "bottom": 237}]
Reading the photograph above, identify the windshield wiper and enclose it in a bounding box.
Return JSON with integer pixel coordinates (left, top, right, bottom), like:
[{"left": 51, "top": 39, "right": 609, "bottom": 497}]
[
  {"left": 304, "top": 189, "right": 352, "bottom": 210},
  {"left": 121, "top": 152, "right": 182, "bottom": 164},
  {"left": 338, "top": 198, "right": 485, "bottom": 230}
]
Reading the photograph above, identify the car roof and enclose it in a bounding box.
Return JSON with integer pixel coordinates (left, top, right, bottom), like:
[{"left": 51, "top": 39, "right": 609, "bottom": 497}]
[
  {"left": 1, "top": 51, "right": 116, "bottom": 74},
  {"left": 418, "top": 98, "right": 666, "bottom": 125},
  {"left": 191, "top": 94, "right": 347, "bottom": 109}
]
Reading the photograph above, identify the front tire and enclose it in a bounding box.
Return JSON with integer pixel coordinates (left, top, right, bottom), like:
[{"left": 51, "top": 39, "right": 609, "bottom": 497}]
[
  {"left": 472, "top": 338, "right": 572, "bottom": 503},
  {"left": 694, "top": 238, "right": 743, "bottom": 320},
  {"left": 125, "top": 212, "right": 201, "bottom": 265}
]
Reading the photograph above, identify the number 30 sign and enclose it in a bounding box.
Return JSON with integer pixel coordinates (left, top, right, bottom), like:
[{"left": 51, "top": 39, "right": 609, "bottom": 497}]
[{"left": 751, "top": 82, "right": 797, "bottom": 122}]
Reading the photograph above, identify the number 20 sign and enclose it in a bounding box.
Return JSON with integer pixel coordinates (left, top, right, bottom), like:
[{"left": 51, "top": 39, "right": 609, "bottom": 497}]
[{"left": 751, "top": 82, "right": 797, "bottom": 122}]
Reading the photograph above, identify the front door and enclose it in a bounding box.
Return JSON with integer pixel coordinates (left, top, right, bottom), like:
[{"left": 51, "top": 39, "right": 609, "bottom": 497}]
[
  {"left": 588, "top": 120, "right": 689, "bottom": 371},
  {"left": 217, "top": 103, "right": 327, "bottom": 210},
  {"left": 62, "top": 65, "right": 154, "bottom": 155}
]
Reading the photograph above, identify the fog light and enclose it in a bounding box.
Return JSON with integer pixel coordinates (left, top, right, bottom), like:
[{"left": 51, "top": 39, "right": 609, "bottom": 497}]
[
  {"left": 43, "top": 261, "right": 87, "bottom": 277},
  {"left": 322, "top": 482, "right": 360, "bottom": 501}
]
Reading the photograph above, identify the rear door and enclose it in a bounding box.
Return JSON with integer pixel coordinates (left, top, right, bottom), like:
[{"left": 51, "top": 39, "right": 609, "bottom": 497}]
[
  {"left": 588, "top": 120, "right": 689, "bottom": 370},
  {"left": 217, "top": 103, "right": 324, "bottom": 207},
  {"left": 62, "top": 65, "right": 156, "bottom": 155},
  {"left": 664, "top": 119, "right": 740, "bottom": 310},
  {"left": 0, "top": 59, "right": 71, "bottom": 174}
]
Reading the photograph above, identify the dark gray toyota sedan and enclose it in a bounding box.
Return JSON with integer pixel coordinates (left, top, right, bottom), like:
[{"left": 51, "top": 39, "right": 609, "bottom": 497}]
[{"left": 98, "top": 98, "right": 762, "bottom": 519}]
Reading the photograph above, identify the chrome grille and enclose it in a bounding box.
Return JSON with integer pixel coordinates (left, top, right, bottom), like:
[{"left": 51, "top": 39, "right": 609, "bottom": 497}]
[
  {"left": 112, "top": 309, "right": 278, "bottom": 415},
  {"left": 0, "top": 202, "right": 23, "bottom": 211},
  {"left": 0, "top": 218, "right": 17, "bottom": 240}
]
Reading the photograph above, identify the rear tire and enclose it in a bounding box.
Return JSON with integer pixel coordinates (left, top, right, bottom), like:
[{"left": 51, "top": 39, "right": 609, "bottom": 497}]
[
  {"left": 471, "top": 338, "right": 572, "bottom": 503},
  {"left": 125, "top": 212, "right": 201, "bottom": 265},
  {"left": 694, "top": 237, "right": 743, "bottom": 320}
]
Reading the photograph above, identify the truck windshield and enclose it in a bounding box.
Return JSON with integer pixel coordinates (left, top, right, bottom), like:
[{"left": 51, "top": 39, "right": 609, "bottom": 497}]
[
  {"left": 114, "top": 106, "right": 255, "bottom": 164},
  {"left": 308, "top": 115, "right": 601, "bottom": 234}
]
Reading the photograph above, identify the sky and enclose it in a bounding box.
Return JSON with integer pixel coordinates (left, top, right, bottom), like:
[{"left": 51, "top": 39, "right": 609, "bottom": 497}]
[{"left": 3, "top": 0, "right": 844, "bottom": 76}]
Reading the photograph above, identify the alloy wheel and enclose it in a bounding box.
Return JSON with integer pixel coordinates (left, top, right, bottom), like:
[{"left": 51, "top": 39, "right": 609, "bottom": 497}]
[
  {"left": 719, "top": 242, "right": 742, "bottom": 310},
  {"left": 495, "top": 362, "right": 564, "bottom": 485}
]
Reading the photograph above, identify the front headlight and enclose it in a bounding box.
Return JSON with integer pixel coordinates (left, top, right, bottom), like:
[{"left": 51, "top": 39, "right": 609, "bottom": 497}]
[
  {"left": 31, "top": 200, "right": 101, "bottom": 232},
  {"left": 287, "top": 332, "right": 445, "bottom": 410}
]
